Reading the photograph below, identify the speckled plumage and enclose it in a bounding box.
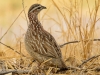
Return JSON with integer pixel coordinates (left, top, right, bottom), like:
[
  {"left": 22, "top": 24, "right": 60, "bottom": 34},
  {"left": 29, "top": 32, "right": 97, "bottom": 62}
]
[{"left": 25, "top": 4, "right": 66, "bottom": 69}]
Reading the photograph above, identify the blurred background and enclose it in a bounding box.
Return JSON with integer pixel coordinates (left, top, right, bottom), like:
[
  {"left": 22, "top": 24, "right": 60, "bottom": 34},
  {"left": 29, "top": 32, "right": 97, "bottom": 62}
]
[
  {"left": 0, "top": 0, "right": 100, "bottom": 61},
  {"left": 0, "top": 0, "right": 100, "bottom": 42}
]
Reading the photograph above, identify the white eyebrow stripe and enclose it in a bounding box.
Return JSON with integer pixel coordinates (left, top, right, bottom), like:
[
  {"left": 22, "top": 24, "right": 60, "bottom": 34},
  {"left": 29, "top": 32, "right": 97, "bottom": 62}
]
[{"left": 30, "top": 6, "right": 42, "bottom": 13}]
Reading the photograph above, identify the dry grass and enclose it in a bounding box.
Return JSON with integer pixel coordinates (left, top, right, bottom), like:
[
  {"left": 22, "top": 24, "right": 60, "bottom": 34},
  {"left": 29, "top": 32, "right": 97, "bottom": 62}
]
[{"left": 0, "top": 0, "right": 100, "bottom": 75}]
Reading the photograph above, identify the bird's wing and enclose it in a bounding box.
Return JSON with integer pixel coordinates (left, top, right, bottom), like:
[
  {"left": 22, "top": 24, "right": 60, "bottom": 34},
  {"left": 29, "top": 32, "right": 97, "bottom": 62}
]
[
  {"left": 40, "top": 31, "right": 62, "bottom": 58},
  {"left": 29, "top": 30, "right": 62, "bottom": 58}
]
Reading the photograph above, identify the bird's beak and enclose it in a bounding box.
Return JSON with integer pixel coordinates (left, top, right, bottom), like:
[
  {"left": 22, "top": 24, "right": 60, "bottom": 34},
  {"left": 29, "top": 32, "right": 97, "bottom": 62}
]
[{"left": 42, "top": 6, "right": 46, "bottom": 9}]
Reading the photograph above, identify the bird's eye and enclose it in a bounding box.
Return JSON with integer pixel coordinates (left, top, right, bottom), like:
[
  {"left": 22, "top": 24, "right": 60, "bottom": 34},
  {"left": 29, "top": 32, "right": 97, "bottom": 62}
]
[{"left": 37, "top": 7, "right": 41, "bottom": 9}]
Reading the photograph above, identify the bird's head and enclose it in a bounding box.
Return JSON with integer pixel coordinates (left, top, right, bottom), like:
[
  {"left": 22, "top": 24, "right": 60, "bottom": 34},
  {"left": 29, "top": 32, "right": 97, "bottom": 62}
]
[{"left": 28, "top": 4, "right": 46, "bottom": 15}]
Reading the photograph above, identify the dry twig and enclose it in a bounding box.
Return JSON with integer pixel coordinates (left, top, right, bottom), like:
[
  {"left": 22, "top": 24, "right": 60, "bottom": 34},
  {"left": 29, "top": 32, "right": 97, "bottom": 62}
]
[
  {"left": 60, "top": 39, "right": 100, "bottom": 47},
  {"left": 0, "top": 69, "right": 29, "bottom": 75},
  {"left": 0, "top": 42, "right": 26, "bottom": 57},
  {"left": 79, "top": 54, "right": 100, "bottom": 68},
  {"left": 0, "top": 39, "right": 100, "bottom": 57}
]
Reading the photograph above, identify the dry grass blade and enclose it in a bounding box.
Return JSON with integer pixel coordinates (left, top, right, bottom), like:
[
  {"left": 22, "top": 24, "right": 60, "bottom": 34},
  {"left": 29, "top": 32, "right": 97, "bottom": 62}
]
[
  {"left": 40, "top": 58, "right": 52, "bottom": 67},
  {"left": 40, "top": 5, "right": 51, "bottom": 20},
  {"left": 0, "top": 6, "right": 27, "bottom": 41},
  {"left": 79, "top": 54, "right": 100, "bottom": 68},
  {"left": 0, "top": 42, "right": 26, "bottom": 57},
  {"left": 52, "top": 0, "right": 75, "bottom": 38},
  {"left": 22, "top": 0, "right": 28, "bottom": 26},
  {"left": 46, "top": 14, "right": 61, "bottom": 26},
  {"left": 46, "top": 67, "right": 53, "bottom": 75}
]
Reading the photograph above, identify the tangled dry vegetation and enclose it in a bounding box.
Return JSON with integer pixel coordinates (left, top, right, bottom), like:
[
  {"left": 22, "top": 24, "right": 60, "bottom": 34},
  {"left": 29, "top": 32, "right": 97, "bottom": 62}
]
[{"left": 0, "top": 0, "right": 100, "bottom": 75}]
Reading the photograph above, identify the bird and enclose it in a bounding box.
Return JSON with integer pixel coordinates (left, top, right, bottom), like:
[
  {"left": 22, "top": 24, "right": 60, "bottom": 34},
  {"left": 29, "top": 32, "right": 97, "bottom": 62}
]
[{"left": 25, "top": 4, "right": 67, "bottom": 70}]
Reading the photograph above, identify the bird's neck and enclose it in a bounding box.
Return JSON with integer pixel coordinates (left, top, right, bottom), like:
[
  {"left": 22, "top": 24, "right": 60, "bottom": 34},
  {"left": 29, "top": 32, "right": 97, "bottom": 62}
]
[
  {"left": 28, "top": 13, "right": 38, "bottom": 23},
  {"left": 28, "top": 13, "right": 43, "bottom": 31}
]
